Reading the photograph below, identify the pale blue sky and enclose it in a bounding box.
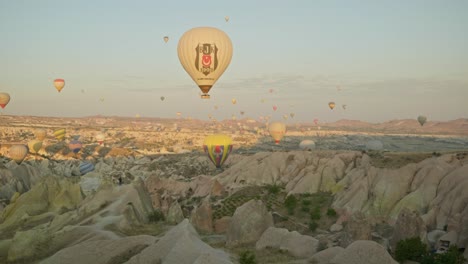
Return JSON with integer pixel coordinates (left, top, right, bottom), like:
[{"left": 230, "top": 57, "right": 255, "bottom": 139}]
[{"left": 1, "top": 0, "right": 467, "bottom": 123}]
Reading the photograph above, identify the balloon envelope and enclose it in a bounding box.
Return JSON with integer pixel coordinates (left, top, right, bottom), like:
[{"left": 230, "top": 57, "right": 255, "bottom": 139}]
[
  {"left": 160, "top": 96, "right": 165, "bottom": 101},
  {"left": 0, "top": 92, "right": 11, "bottom": 109},
  {"left": 95, "top": 133, "right": 105, "bottom": 145},
  {"left": 225, "top": 16, "right": 229, "bottom": 22},
  {"left": 53, "top": 129, "right": 66, "bottom": 141},
  {"left": 28, "top": 140, "right": 43, "bottom": 154},
  {"left": 417, "top": 115, "right": 427, "bottom": 126},
  {"left": 79, "top": 161, "right": 95, "bottom": 175},
  {"left": 328, "top": 102, "right": 335, "bottom": 110},
  {"left": 54, "top": 79, "right": 65, "bottom": 92},
  {"left": 203, "top": 134, "right": 233, "bottom": 168},
  {"left": 299, "top": 140, "right": 315, "bottom": 151},
  {"left": 9, "top": 144, "right": 28, "bottom": 164},
  {"left": 268, "top": 122, "right": 286, "bottom": 144},
  {"left": 163, "top": 36, "right": 169, "bottom": 43},
  {"left": 231, "top": 98, "right": 237, "bottom": 104},
  {"left": 69, "top": 140, "right": 82, "bottom": 154},
  {"left": 177, "top": 27, "right": 233, "bottom": 99},
  {"left": 273, "top": 105, "right": 277, "bottom": 111},
  {"left": 35, "top": 129, "right": 47, "bottom": 141}
]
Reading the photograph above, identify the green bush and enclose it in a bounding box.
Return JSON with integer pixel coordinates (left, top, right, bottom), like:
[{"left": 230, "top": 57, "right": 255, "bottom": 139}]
[
  {"left": 148, "top": 210, "right": 165, "bottom": 222},
  {"left": 239, "top": 250, "right": 257, "bottom": 264},
  {"left": 395, "top": 237, "right": 427, "bottom": 262},
  {"left": 285, "top": 195, "right": 297, "bottom": 215},
  {"left": 266, "top": 184, "right": 281, "bottom": 195},
  {"left": 301, "top": 206, "right": 310, "bottom": 212},
  {"left": 326, "top": 208, "right": 337, "bottom": 217},
  {"left": 309, "top": 221, "right": 318, "bottom": 232},
  {"left": 302, "top": 200, "right": 311, "bottom": 206},
  {"left": 431, "top": 246, "right": 466, "bottom": 264},
  {"left": 310, "top": 207, "right": 321, "bottom": 220}
]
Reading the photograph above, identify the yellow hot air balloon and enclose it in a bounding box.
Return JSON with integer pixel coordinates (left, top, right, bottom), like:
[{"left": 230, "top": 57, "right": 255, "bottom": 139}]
[
  {"left": 328, "top": 102, "right": 336, "bottom": 110},
  {"left": 9, "top": 144, "right": 28, "bottom": 164},
  {"left": 53, "top": 128, "right": 66, "bottom": 141},
  {"left": 268, "top": 122, "right": 286, "bottom": 144},
  {"left": 35, "top": 129, "right": 47, "bottom": 141},
  {"left": 28, "top": 140, "right": 43, "bottom": 154},
  {"left": 0, "top": 92, "right": 11, "bottom": 109},
  {"left": 135, "top": 114, "right": 140, "bottom": 118},
  {"left": 232, "top": 98, "right": 237, "bottom": 105},
  {"left": 95, "top": 133, "right": 105, "bottom": 145},
  {"left": 163, "top": 36, "right": 169, "bottom": 43},
  {"left": 203, "top": 134, "right": 233, "bottom": 168},
  {"left": 54, "top": 79, "right": 65, "bottom": 92},
  {"left": 283, "top": 114, "right": 288, "bottom": 120},
  {"left": 177, "top": 27, "right": 233, "bottom": 99}
]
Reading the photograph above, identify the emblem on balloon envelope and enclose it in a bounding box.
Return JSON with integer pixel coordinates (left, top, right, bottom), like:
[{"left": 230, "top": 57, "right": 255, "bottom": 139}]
[{"left": 195, "top": 43, "right": 218, "bottom": 76}]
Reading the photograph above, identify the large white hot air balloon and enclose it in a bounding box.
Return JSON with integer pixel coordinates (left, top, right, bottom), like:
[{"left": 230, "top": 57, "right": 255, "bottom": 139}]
[{"left": 177, "top": 27, "right": 233, "bottom": 99}]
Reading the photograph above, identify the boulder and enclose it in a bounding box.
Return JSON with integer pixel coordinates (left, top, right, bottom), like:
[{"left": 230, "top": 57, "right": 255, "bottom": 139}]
[
  {"left": 256, "top": 227, "right": 319, "bottom": 258},
  {"left": 310, "top": 247, "right": 345, "bottom": 264},
  {"left": 390, "top": 208, "right": 427, "bottom": 251},
  {"left": 166, "top": 201, "right": 184, "bottom": 225},
  {"left": 190, "top": 199, "right": 213, "bottom": 234},
  {"left": 330, "top": 240, "right": 398, "bottom": 264}
]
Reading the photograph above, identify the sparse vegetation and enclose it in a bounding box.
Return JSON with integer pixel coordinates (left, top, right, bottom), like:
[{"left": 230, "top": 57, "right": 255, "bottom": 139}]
[
  {"left": 239, "top": 250, "right": 257, "bottom": 264},
  {"left": 326, "top": 208, "right": 337, "bottom": 217},
  {"left": 148, "top": 209, "right": 165, "bottom": 222},
  {"left": 395, "top": 237, "right": 466, "bottom": 264},
  {"left": 284, "top": 195, "right": 298, "bottom": 215},
  {"left": 310, "top": 207, "right": 321, "bottom": 220},
  {"left": 266, "top": 183, "right": 281, "bottom": 195},
  {"left": 308, "top": 221, "right": 318, "bottom": 232}
]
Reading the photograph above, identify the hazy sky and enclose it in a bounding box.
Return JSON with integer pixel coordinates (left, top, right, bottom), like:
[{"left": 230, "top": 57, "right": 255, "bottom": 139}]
[{"left": 1, "top": 0, "right": 467, "bottom": 123}]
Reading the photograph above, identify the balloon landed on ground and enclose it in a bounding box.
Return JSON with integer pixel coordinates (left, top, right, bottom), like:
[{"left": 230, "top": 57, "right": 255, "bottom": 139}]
[
  {"left": 366, "top": 140, "right": 383, "bottom": 151},
  {"left": 54, "top": 79, "right": 65, "bottom": 92},
  {"left": 177, "top": 27, "right": 233, "bottom": 99},
  {"left": 417, "top": 115, "right": 427, "bottom": 126},
  {"left": 53, "top": 129, "right": 66, "bottom": 141},
  {"left": 35, "top": 129, "right": 47, "bottom": 141},
  {"left": 268, "top": 122, "right": 286, "bottom": 144},
  {"left": 299, "top": 140, "right": 315, "bottom": 151},
  {"left": 28, "top": 140, "right": 43, "bottom": 154},
  {"left": 69, "top": 140, "right": 82, "bottom": 154},
  {"left": 9, "top": 144, "right": 28, "bottom": 164},
  {"left": 0, "top": 92, "right": 11, "bottom": 109},
  {"left": 203, "top": 134, "right": 233, "bottom": 168},
  {"left": 79, "top": 162, "right": 95, "bottom": 175}
]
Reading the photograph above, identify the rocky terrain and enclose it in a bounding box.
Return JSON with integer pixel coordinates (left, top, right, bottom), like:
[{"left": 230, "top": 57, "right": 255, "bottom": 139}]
[{"left": 1, "top": 115, "right": 468, "bottom": 264}]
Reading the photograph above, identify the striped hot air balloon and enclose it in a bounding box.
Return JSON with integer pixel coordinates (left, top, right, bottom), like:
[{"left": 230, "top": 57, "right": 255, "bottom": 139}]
[
  {"left": 28, "top": 140, "right": 43, "bottom": 154},
  {"left": 54, "top": 79, "right": 65, "bottom": 92},
  {"left": 53, "top": 129, "right": 66, "bottom": 140},
  {"left": 0, "top": 92, "right": 11, "bottom": 109},
  {"left": 203, "top": 134, "right": 233, "bottom": 168},
  {"left": 35, "top": 129, "right": 47, "bottom": 141},
  {"left": 9, "top": 144, "right": 28, "bottom": 164},
  {"left": 69, "top": 140, "right": 82, "bottom": 154},
  {"left": 79, "top": 161, "right": 95, "bottom": 175}
]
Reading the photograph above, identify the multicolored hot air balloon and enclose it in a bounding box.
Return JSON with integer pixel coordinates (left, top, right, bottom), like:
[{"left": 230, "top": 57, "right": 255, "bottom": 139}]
[
  {"left": 273, "top": 105, "right": 278, "bottom": 111},
  {"left": 417, "top": 115, "right": 427, "bottom": 126},
  {"left": 28, "top": 140, "right": 43, "bottom": 154},
  {"left": 35, "top": 129, "right": 47, "bottom": 141},
  {"left": 163, "top": 36, "right": 169, "bottom": 43},
  {"left": 268, "top": 122, "right": 286, "bottom": 144},
  {"left": 53, "top": 129, "right": 66, "bottom": 141},
  {"left": 177, "top": 27, "right": 233, "bottom": 99},
  {"left": 95, "top": 133, "right": 105, "bottom": 145},
  {"left": 9, "top": 144, "right": 28, "bottom": 164},
  {"left": 328, "top": 102, "right": 336, "bottom": 110},
  {"left": 203, "top": 134, "right": 233, "bottom": 168},
  {"left": 54, "top": 79, "right": 65, "bottom": 92},
  {"left": 79, "top": 161, "right": 95, "bottom": 175},
  {"left": 0, "top": 92, "right": 11, "bottom": 109},
  {"left": 69, "top": 140, "right": 82, "bottom": 154}
]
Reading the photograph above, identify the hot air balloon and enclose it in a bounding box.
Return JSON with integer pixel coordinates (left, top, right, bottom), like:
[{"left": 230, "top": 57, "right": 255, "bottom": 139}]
[
  {"left": 79, "top": 161, "right": 95, "bottom": 175},
  {"left": 160, "top": 96, "right": 165, "bottom": 101},
  {"left": 328, "top": 102, "right": 335, "bottom": 110},
  {"left": 268, "top": 122, "right": 286, "bottom": 144},
  {"left": 163, "top": 36, "right": 169, "bottom": 43},
  {"left": 9, "top": 144, "right": 28, "bottom": 164},
  {"left": 240, "top": 111, "right": 244, "bottom": 115},
  {"left": 231, "top": 115, "right": 236, "bottom": 120},
  {"left": 269, "top": 89, "right": 274, "bottom": 93},
  {"left": 69, "top": 140, "right": 82, "bottom": 154},
  {"left": 225, "top": 16, "right": 229, "bottom": 22},
  {"left": 417, "top": 115, "right": 427, "bottom": 126},
  {"left": 273, "top": 105, "right": 278, "bottom": 111},
  {"left": 176, "top": 112, "right": 182, "bottom": 118},
  {"left": 0, "top": 92, "right": 11, "bottom": 109},
  {"left": 54, "top": 79, "right": 65, "bottom": 92},
  {"left": 314, "top": 119, "right": 319, "bottom": 125},
  {"left": 283, "top": 114, "right": 288, "bottom": 120},
  {"left": 135, "top": 114, "right": 140, "bottom": 118},
  {"left": 299, "top": 140, "right": 315, "bottom": 151},
  {"left": 290, "top": 113, "right": 295, "bottom": 118},
  {"left": 28, "top": 140, "right": 43, "bottom": 154},
  {"left": 95, "top": 133, "right": 105, "bottom": 145},
  {"left": 232, "top": 98, "right": 237, "bottom": 105},
  {"left": 260, "top": 99, "right": 265, "bottom": 103},
  {"left": 177, "top": 27, "right": 233, "bottom": 99},
  {"left": 99, "top": 98, "right": 104, "bottom": 102},
  {"left": 35, "top": 129, "right": 47, "bottom": 141},
  {"left": 203, "top": 134, "right": 233, "bottom": 168},
  {"left": 342, "top": 104, "right": 347, "bottom": 110},
  {"left": 53, "top": 129, "right": 66, "bottom": 141},
  {"left": 214, "top": 105, "right": 218, "bottom": 110}
]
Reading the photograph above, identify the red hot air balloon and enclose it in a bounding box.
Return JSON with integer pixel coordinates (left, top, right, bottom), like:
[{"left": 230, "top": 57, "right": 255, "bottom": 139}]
[{"left": 273, "top": 105, "right": 278, "bottom": 111}]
